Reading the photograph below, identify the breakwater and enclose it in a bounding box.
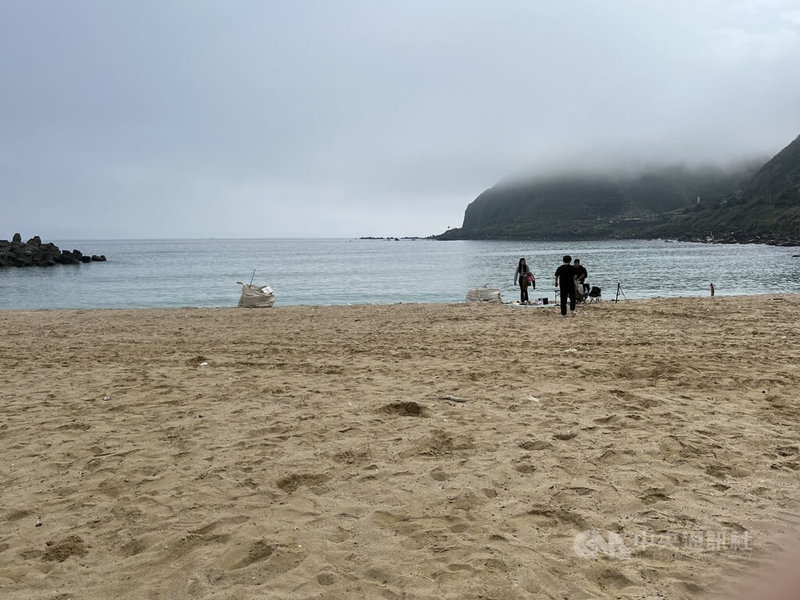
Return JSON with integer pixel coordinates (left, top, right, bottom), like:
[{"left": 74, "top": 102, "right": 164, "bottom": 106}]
[{"left": 0, "top": 233, "right": 106, "bottom": 267}]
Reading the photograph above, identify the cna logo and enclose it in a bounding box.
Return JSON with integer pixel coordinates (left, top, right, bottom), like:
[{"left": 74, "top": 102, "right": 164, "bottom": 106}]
[{"left": 573, "top": 530, "right": 631, "bottom": 560}]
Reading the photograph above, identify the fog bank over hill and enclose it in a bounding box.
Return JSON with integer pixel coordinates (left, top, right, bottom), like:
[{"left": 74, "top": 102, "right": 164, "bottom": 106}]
[
  {"left": 498, "top": 155, "right": 769, "bottom": 190},
  {"left": 438, "top": 134, "right": 800, "bottom": 245}
]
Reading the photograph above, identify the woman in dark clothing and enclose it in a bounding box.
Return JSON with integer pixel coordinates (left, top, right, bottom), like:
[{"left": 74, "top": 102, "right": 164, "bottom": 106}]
[{"left": 514, "top": 257, "right": 535, "bottom": 305}]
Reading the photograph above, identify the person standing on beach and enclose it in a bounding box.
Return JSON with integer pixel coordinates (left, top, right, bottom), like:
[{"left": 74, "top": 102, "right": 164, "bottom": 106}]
[
  {"left": 554, "top": 255, "right": 576, "bottom": 316},
  {"left": 514, "top": 258, "right": 535, "bottom": 305},
  {"left": 573, "top": 258, "right": 589, "bottom": 300}
]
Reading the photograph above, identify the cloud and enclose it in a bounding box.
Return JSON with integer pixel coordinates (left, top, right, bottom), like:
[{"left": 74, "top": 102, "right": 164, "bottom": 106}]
[
  {"left": 708, "top": 27, "right": 800, "bottom": 61},
  {"left": 1, "top": 1, "right": 799, "bottom": 238},
  {"left": 781, "top": 8, "right": 800, "bottom": 23}
]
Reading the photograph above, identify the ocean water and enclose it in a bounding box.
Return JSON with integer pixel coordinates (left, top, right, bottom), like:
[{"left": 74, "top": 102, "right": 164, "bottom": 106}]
[{"left": 1, "top": 238, "right": 799, "bottom": 310}]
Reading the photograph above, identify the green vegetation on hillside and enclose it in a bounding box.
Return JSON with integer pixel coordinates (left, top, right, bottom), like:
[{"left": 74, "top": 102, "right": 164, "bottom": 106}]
[{"left": 438, "top": 134, "right": 800, "bottom": 245}]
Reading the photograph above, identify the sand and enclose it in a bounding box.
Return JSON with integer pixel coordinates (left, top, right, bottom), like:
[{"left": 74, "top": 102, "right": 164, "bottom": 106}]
[{"left": 1, "top": 295, "right": 800, "bottom": 599}]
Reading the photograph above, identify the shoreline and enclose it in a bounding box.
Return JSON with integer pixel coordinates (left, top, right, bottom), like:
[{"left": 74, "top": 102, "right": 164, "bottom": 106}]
[
  {"left": 434, "top": 231, "right": 800, "bottom": 247},
  {"left": 2, "top": 295, "right": 800, "bottom": 599},
  {"left": 0, "top": 291, "right": 797, "bottom": 314}
]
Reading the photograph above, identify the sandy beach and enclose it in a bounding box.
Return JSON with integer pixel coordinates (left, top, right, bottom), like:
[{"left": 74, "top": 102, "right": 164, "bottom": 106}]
[{"left": 1, "top": 295, "right": 800, "bottom": 599}]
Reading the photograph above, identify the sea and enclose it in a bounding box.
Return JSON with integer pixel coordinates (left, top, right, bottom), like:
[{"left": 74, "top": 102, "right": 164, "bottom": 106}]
[{"left": 1, "top": 238, "right": 799, "bottom": 310}]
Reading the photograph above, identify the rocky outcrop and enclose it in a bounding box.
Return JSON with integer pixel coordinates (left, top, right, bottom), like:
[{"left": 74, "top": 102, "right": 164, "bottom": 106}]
[{"left": 0, "top": 234, "right": 106, "bottom": 267}]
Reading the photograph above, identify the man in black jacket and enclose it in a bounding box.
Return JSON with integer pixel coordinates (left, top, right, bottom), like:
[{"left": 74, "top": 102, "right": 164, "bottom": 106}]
[{"left": 554, "top": 255, "right": 576, "bottom": 316}]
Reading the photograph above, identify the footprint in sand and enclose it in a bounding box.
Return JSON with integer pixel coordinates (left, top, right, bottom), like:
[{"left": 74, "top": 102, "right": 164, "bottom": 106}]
[
  {"left": 518, "top": 439, "right": 553, "bottom": 451},
  {"left": 381, "top": 401, "right": 429, "bottom": 417},
  {"left": 514, "top": 461, "right": 537, "bottom": 474},
  {"left": 525, "top": 506, "right": 588, "bottom": 530},
  {"left": 120, "top": 538, "right": 147, "bottom": 557},
  {"left": 42, "top": 535, "right": 88, "bottom": 562},
  {"left": 218, "top": 539, "right": 307, "bottom": 574},
  {"left": 333, "top": 447, "right": 371, "bottom": 466},
  {"left": 190, "top": 515, "right": 249, "bottom": 535},
  {"left": 402, "top": 430, "right": 475, "bottom": 458},
  {"left": 590, "top": 566, "right": 636, "bottom": 591},
  {"left": 430, "top": 466, "right": 451, "bottom": 481},
  {"left": 230, "top": 540, "right": 274, "bottom": 569},
  {"left": 640, "top": 488, "right": 672, "bottom": 504},
  {"left": 276, "top": 473, "right": 330, "bottom": 493},
  {"left": 776, "top": 445, "right": 799, "bottom": 457},
  {"left": 447, "top": 489, "right": 487, "bottom": 512},
  {"left": 593, "top": 414, "right": 621, "bottom": 425}
]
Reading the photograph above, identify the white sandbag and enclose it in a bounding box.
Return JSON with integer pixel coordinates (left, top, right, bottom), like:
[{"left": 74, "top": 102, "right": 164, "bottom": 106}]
[
  {"left": 466, "top": 286, "right": 502, "bottom": 303},
  {"left": 237, "top": 282, "right": 275, "bottom": 308}
]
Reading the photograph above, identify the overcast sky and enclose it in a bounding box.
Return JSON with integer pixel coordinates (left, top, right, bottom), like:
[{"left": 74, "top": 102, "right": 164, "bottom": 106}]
[{"left": 2, "top": 1, "right": 800, "bottom": 239}]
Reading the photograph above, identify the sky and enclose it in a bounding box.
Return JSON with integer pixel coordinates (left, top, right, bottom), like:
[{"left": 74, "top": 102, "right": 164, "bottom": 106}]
[{"left": 2, "top": 0, "right": 800, "bottom": 239}]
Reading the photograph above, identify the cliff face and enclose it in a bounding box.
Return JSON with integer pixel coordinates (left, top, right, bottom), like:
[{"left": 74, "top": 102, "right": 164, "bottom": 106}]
[
  {"left": 745, "top": 134, "right": 800, "bottom": 202},
  {"left": 438, "top": 134, "right": 800, "bottom": 244},
  {"left": 660, "top": 135, "right": 800, "bottom": 244}
]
